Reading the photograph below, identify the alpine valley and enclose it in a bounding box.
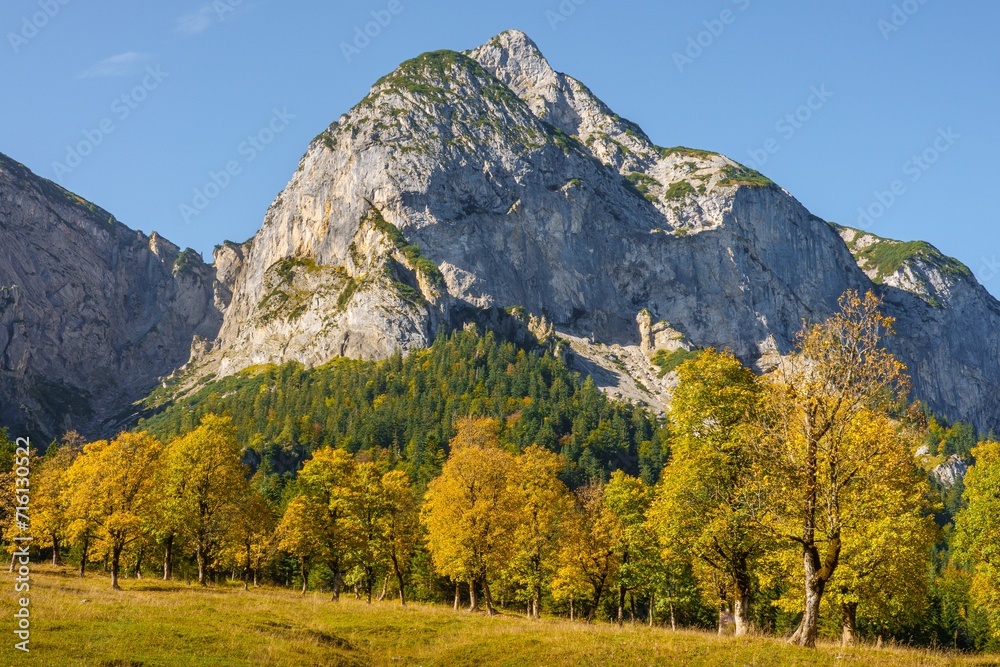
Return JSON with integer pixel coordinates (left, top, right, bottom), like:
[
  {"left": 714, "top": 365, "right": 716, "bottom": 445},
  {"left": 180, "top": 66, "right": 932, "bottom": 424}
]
[{"left": 2, "top": 30, "right": 998, "bottom": 441}]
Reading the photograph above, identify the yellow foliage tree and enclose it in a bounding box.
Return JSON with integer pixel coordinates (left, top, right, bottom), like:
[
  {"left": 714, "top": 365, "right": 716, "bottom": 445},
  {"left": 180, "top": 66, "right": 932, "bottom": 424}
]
[
  {"left": 650, "top": 349, "right": 771, "bottom": 636},
  {"left": 275, "top": 494, "right": 326, "bottom": 594},
  {"left": 507, "top": 445, "right": 573, "bottom": 618},
  {"left": 32, "top": 443, "right": 78, "bottom": 565},
  {"left": 380, "top": 469, "right": 420, "bottom": 606},
  {"left": 63, "top": 432, "right": 163, "bottom": 588},
  {"left": 954, "top": 440, "right": 1000, "bottom": 641},
  {"left": 224, "top": 480, "right": 275, "bottom": 589},
  {"left": 764, "top": 290, "right": 910, "bottom": 647},
  {"left": 553, "top": 482, "right": 619, "bottom": 623},
  {"left": 160, "top": 415, "right": 248, "bottom": 586},
  {"left": 296, "top": 446, "right": 356, "bottom": 599},
  {"left": 422, "top": 417, "right": 518, "bottom": 614}
]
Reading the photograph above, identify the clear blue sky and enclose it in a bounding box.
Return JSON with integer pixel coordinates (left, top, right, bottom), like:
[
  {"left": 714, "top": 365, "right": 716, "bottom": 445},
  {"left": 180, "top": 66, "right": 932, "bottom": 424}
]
[{"left": 3, "top": 1, "right": 998, "bottom": 293}]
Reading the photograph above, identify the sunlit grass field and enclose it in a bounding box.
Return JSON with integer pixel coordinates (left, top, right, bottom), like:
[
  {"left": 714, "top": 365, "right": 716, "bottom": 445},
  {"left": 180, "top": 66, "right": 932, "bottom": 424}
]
[{"left": 1, "top": 566, "right": 996, "bottom": 666}]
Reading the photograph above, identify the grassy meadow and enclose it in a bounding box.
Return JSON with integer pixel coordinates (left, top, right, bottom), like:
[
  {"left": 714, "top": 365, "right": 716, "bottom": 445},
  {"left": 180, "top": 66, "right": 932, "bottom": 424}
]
[{"left": 0, "top": 566, "right": 997, "bottom": 667}]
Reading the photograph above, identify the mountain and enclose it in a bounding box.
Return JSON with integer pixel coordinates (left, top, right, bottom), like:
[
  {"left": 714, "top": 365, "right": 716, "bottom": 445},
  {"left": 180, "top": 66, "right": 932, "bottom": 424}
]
[
  {"left": 206, "top": 30, "right": 1000, "bottom": 432},
  {"left": 2, "top": 29, "right": 999, "bottom": 438},
  {"left": 0, "top": 153, "right": 224, "bottom": 440}
]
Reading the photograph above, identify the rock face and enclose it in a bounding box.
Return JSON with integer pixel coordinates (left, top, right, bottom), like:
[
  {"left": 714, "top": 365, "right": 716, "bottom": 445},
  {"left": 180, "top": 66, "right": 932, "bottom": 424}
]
[
  {"left": 0, "top": 153, "right": 223, "bottom": 439},
  {"left": 209, "top": 30, "right": 1000, "bottom": 432},
  {"left": 4, "top": 30, "right": 1000, "bottom": 438}
]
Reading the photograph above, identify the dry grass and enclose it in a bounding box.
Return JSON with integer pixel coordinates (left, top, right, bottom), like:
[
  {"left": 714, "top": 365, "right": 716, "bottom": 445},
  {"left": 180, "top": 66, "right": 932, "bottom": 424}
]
[{"left": 1, "top": 566, "right": 997, "bottom": 666}]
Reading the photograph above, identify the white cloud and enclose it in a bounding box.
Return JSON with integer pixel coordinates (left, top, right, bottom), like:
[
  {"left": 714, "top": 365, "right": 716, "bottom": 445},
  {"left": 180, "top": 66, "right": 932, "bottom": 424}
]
[
  {"left": 77, "top": 52, "right": 149, "bottom": 79},
  {"left": 176, "top": 5, "right": 217, "bottom": 34}
]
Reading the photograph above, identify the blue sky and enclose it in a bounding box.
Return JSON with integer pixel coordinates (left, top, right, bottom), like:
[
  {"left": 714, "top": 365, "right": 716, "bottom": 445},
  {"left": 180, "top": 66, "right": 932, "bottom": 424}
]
[{"left": 3, "top": 1, "right": 998, "bottom": 294}]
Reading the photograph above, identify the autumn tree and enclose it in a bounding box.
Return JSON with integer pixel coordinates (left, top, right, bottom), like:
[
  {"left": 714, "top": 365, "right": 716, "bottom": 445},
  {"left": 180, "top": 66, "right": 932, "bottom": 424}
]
[
  {"left": 507, "top": 445, "right": 573, "bottom": 618},
  {"left": 825, "top": 414, "right": 937, "bottom": 645},
  {"left": 160, "top": 415, "right": 248, "bottom": 586},
  {"left": 75, "top": 432, "right": 163, "bottom": 589},
  {"left": 650, "top": 349, "right": 771, "bottom": 636},
  {"left": 422, "top": 417, "right": 518, "bottom": 614},
  {"left": 296, "top": 446, "right": 356, "bottom": 599},
  {"left": 553, "top": 482, "right": 619, "bottom": 622},
  {"left": 225, "top": 481, "right": 275, "bottom": 589},
  {"left": 379, "top": 470, "right": 420, "bottom": 605},
  {"left": 32, "top": 443, "right": 77, "bottom": 565},
  {"left": 603, "top": 470, "right": 655, "bottom": 625},
  {"left": 347, "top": 461, "right": 392, "bottom": 603},
  {"left": 954, "top": 440, "right": 1000, "bottom": 642},
  {"left": 765, "top": 290, "right": 909, "bottom": 647},
  {"left": 275, "top": 494, "right": 326, "bottom": 594},
  {"left": 63, "top": 441, "right": 105, "bottom": 577}
]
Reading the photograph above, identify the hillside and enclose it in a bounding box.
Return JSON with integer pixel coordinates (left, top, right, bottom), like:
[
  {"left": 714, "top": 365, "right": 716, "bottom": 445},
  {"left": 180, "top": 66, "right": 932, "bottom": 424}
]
[{"left": 0, "top": 567, "right": 993, "bottom": 667}]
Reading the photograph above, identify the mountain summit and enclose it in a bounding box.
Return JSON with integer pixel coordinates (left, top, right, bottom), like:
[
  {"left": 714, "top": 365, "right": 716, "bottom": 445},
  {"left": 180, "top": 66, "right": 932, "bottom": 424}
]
[{"left": 2, "top": 30, "right": 999, "bottom": 436}]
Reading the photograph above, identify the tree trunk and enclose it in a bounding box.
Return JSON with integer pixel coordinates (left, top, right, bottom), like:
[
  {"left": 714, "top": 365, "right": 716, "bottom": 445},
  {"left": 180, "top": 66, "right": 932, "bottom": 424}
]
[
  {"left": 569, "top": 597, "right": 574, "bottom": 622},
  {"left": 789, "top": 540, "right": 839, "bottom": 648},
  {"left": 733, "top": 597, "right": 750, "bottom": 637},
  {"left": 533, "top": 585, "right": 541, "bottom": 619},
  {"left": 617, "top": 583, "right": 627, "bottom": 626},
  {"left": 389, "top": 551, "right": 407, "bottom": 606},
  {"left": 51, "top": 534, "right": 61, "bottom": 566},
  {"left": 110, "top": 544, "right": 122, "bottom": 590},
  {"left": 196, "top": 542, "right": 207, "bottom": 587},
  {"left": 468, "top": 579, "right": 479, "bottom": 612},
  {"left": 377, "top": 575, "right": 389, "bottom": 602},
  {"left": 587, "top": 577, "right": 606, "bottom": 623},
  {"left": 163, "top": 534, "right": 173, "bottom": 580},
  {"left": 454, "top": 583, "right": 460, "bottom": 611},
  {"left": 300, "top": 558, "right": 308, "bottom": 594},
  {"left": 670, "top": 601, "right": 676, "bottom": 631},
  {"left": 482, "top": 577, "right": 497, "bottom": 616},
  {"left": 331, "top": 567, "right": 342, "bottom": 601},
  {"left": 649, "top": 594, "right": 655, "bottom": 627},
  {"left": 841, "top": 601, "right": 858, "bottom": 647},
  {"left": 79, "top": 537, "right": 89, "bottom": 577},
  {"left": 394, "top": 568, "right": 406, "bottom": 606}
]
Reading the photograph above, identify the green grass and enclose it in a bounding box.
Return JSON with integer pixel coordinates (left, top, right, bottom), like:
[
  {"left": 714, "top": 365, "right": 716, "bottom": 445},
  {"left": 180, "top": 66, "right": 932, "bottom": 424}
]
[
  {"left": 664, "top": 180, "right": 696, "bottom": 201},
  {"left": 856, "top": 239, "right": 972, "bottom": 284},
  {"left": 626, "top": 172, "right": 662, "bottom": 195},
  {"left": 717, "top": 164, "right": 775, "bottom": 188},
  {"left": 367, "top": 208, "right": 444, "bottom": 289},
  {"left": 2, "top": 567, "right": 994, "bottom": 667},
  {"left": 658, "top": 146, "right": 720, "bottom": 160},
  {"left": 652, "top": 348, "right": 700, "bottom": 377}
]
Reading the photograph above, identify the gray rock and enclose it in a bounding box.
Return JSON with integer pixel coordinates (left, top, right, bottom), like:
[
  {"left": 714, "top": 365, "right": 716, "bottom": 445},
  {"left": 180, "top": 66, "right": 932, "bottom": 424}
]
[
  {"left": 211, "top": 30, "right": 1000, "bottom": 433},
  {"left": 0, "top": 153, "right": 222, "bottom": 439}
]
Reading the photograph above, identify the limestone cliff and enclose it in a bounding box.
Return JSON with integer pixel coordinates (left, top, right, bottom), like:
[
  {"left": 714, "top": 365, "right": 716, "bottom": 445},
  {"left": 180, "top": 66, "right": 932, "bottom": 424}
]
[
  {"left": 211, "top": 30, "right": 1000, "bottom": 431},
  {"left": 0, "top": 153, "right": 223, "bottom": 439}
]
